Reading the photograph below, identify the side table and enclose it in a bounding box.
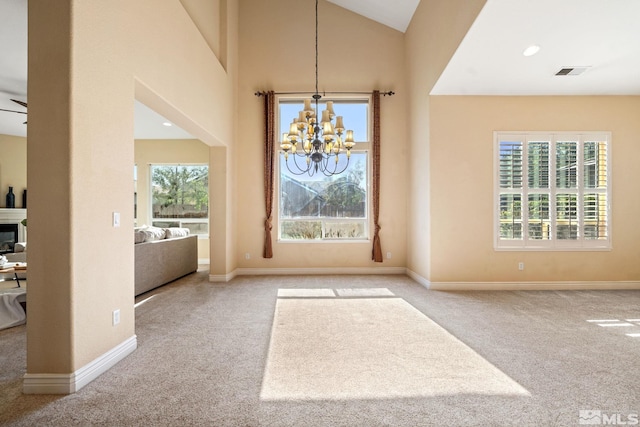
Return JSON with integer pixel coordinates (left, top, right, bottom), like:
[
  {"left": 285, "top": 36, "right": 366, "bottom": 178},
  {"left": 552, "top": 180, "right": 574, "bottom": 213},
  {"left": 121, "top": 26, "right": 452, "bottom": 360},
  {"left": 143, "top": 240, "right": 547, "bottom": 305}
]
[{"left": 0, "top": 263, "right": 27, "bottom": 288}]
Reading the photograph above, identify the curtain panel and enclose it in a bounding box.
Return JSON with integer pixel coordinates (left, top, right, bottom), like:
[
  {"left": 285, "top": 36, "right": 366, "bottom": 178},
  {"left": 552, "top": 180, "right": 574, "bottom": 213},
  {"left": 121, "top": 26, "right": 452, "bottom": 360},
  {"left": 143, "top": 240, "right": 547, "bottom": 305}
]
[
  {"left": 372, "top": 90, "right": 383, "bottom": 262},
  {"left": 263, "top": 91, "right": 275, "bottom": 258}
]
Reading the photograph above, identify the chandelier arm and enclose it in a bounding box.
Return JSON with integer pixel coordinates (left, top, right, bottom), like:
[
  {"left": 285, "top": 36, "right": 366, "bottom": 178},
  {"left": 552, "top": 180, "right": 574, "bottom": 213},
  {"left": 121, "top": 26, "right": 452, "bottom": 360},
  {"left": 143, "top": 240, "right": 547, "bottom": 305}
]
[
  {"left": 284, "top": 162, "right": 309, "bottom": 176},
  {"left": 338, "top": 158, "right": 351, "bottom": 175},
  {"left": 284, "top": 151, "right": 352, "bottom": 177},
  {"left": 314, "top": 153, "right": 350, "bottom": 177},
  {"left": 285, "top": 152, "right": 313, "bottom": 176}
]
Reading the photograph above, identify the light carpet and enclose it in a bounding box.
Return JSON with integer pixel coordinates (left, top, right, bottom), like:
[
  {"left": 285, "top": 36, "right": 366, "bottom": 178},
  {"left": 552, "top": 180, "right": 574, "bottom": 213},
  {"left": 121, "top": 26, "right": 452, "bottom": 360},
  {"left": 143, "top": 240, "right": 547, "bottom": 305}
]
[
  {"left": 1, "top": 273, "right": 640, "bottom": 426},
  {"left": 0, "top": 279, "right": 26, "bottom": 330},
  {"left": 261, "top": 292, "right": 528, "bottom": 400}
]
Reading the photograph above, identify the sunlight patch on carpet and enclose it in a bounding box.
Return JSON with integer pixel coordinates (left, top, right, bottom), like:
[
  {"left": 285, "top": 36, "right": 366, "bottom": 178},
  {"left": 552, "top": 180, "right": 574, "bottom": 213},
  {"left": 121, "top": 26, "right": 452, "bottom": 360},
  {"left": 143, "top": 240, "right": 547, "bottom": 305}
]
[
  {"left": 277, "top": 289, "right": 336, "bottom": 298},
  {"left": 261, "top": 296, "right": 530, "bottom": 400},
  {"left": 335, "top": 288, "right": 395, "bottom": 297}
]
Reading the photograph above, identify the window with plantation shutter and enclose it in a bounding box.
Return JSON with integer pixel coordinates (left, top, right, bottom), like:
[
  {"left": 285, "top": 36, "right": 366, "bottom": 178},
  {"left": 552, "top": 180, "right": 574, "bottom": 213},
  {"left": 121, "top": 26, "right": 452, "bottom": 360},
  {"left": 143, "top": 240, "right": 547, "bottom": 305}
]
[{"left": 495, "top": 132, "right": 610, "bottom": 250}]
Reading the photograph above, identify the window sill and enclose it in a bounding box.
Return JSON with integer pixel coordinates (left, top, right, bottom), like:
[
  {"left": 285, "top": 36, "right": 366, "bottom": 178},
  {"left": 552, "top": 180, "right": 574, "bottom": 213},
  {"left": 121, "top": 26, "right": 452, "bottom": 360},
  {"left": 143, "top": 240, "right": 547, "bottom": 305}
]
[
  {"left": 277, "top": 238, "right": 371, "bottom": 244},
  {"left": 494, "top": 246, "right": 611, "bottom": 252}
]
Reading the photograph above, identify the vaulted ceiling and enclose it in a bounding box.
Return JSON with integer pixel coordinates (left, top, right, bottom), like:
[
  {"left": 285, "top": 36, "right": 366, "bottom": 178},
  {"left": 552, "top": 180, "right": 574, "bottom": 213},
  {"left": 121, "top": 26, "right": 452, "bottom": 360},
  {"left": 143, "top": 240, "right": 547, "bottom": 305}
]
[
  {"left": 329, "top": 0, "right": 640, "bottom": 95},
  {"left": 1, "top": 0, "right": 639, "bottom": 138}
]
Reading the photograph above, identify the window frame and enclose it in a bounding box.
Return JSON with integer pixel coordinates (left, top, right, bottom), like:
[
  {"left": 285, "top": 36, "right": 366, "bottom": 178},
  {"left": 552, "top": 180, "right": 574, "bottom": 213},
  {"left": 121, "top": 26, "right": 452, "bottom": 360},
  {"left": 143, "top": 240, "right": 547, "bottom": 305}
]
[
  {"left": 494, "top": 131, "right": 611, "bottom": 251},
  {"left": 149, "top": 163, "right": 210, "bottom": 238},
  {"left": 276, "top": 95, "right": 372, "bottom": 243}
]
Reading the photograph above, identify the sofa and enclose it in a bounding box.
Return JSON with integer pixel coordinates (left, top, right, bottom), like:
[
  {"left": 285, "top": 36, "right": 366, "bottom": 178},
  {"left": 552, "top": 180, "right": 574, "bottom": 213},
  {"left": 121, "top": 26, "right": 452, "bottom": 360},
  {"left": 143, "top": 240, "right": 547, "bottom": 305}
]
[
  {"left": 134, "top": 226, "right": 198, "bottom": 296},
  {"left": 5, "top": 242, "right": 26, "bottom": 263},
  {"left": 3, "top": 229, "right": 197, "bottom": 296}
]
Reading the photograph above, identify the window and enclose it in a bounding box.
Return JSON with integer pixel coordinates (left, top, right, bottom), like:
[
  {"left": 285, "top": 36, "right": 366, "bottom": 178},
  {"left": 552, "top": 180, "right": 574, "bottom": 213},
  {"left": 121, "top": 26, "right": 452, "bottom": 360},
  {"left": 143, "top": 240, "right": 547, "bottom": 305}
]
[
  {"left": 150, "top": 164, "right": 209, "bottom": 236},
  {"left": 278, "top": 98, "right": 370, "bottom": 241},
  {"left": 495, "top": 132, "right": 610, "bottom": 250}
]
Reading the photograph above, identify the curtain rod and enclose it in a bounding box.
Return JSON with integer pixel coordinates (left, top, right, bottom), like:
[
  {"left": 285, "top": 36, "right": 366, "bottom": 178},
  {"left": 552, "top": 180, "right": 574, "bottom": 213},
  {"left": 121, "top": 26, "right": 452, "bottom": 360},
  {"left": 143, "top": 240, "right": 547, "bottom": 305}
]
[{"left": 254, "top": 90, "right": 395, "bottom": 97}]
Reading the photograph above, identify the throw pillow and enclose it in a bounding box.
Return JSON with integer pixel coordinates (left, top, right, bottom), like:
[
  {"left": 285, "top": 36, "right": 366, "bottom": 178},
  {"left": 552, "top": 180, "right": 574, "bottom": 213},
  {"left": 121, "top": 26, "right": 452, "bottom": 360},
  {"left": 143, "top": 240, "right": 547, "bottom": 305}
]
[
  {"left": 134, "top": 230, "right": 146, "bottom": 244},
  {"left": 142, "top": 226, "right": 166, "bottom": 242},
  {"left": 164, "top": 227, "right": 190, "bottom": 239}
]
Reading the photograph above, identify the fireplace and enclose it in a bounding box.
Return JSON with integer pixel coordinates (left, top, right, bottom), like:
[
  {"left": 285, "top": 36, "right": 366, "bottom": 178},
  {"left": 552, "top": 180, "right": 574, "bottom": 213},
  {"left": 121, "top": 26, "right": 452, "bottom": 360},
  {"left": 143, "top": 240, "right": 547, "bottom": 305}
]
[
  {"left": 0, "top": 209, "right": 27, "bottom": 252},
  {"left": 0, "top": 223, "right": 18, "bottom": 254}
]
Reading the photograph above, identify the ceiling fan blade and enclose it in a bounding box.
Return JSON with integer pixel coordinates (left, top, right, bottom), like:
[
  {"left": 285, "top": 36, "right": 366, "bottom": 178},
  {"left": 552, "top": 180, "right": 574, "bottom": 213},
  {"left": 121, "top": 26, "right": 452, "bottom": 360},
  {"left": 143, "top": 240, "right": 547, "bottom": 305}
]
[
  {"left": 11, "top": 99, "right": 28, "bottom": 109},
  {"left": 0, "top": 107, "right": 27, "bottom": 114}
]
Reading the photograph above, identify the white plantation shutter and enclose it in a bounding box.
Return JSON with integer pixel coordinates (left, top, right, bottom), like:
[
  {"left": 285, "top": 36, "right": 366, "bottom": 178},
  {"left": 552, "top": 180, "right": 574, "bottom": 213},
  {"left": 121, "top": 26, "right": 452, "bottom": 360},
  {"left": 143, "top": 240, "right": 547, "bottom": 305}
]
[
  {"left": 498, "top": 140, "right": 523, "bottom": 239},
  {"left": 527, "top": 141, "right": 550, "bottom": 189},
  {"left": 556, "top": 193, "right": 578, "bottom": 240},
  {"left": 527, "top": 141, "right": 551, "bottom": 240},
  {"left": 583, "top": 140, "right": 608, "bottom": 241},
  {"left": 495, "top": 132, "right": 610, "bottom": 250},
  {"left": 528, "top": 193, "right": 550, "bottom": 240},
  {"left": 499, "top": 141, "right": 523, "bottom": 189}
]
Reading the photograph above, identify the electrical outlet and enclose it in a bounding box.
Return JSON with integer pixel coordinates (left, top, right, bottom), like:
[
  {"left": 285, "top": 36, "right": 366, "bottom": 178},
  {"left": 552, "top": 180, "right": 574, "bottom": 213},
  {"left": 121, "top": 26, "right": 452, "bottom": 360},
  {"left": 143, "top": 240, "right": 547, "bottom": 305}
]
[
  {"left": 245, "top": 253, "right": 251, "bottom": 260},
  {"left": 386, "top": 252, "right": 392, "bottom": 259},
  {"left": 518, "top": 262, "right": 524, "bottom": 271},
  {"left": 112, "top": 309, "right": 120, "bottom": 326},
  {"left": 112, "top": 212, "right": 120, "bottom": 228}
]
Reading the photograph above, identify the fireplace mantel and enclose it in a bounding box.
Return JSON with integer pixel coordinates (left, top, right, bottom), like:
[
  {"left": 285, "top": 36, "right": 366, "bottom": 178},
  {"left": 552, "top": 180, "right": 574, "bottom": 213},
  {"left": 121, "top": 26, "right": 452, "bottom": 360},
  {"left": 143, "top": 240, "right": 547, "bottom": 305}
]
[{"left": 0, "top": 208, "right": 27, "bottom": 242}]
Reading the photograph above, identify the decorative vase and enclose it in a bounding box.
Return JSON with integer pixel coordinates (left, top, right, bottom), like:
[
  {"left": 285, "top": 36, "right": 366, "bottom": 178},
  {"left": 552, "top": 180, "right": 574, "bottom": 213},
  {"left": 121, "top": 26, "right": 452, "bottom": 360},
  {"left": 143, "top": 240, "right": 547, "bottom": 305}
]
[
  {"left": 5, "top": 187, "right": 15, "bottom": 208},
  {"left": 22, "top": 189, "right": 27, "bottom": 209}
]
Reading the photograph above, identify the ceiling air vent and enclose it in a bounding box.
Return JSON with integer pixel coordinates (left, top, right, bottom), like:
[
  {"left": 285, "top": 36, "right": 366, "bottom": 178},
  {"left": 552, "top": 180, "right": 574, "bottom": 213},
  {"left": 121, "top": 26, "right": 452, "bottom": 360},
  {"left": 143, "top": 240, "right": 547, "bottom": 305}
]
[{"left": 555, "top": 66, "right": 590, "bottom": 76}]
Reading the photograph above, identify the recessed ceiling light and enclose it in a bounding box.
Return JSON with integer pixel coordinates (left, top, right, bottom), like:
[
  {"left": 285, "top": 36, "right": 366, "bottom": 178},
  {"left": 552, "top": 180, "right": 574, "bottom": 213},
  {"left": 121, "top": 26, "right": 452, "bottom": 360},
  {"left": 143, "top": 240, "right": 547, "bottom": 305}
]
[
  {"left": 162, "top": 122, "right": 172, "bottom": 127},
  {"left": 523, "top": 45, "right": 540, "bottom": 57}
]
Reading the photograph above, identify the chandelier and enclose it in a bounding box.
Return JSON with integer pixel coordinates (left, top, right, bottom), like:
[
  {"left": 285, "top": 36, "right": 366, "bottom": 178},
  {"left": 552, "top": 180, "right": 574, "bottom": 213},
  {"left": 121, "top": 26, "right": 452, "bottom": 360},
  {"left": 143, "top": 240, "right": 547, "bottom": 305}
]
[{"left": 279, "top": 0, "right": 355, "bottom": 177}]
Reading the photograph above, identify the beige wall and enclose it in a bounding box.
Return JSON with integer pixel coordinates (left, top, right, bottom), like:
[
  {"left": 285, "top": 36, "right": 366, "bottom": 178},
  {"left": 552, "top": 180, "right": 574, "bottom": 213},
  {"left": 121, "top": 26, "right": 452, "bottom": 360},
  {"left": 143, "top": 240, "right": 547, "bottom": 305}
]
[
  {"left": 0, "top": 135, "right": 212, "bottom": 258},
  {"left": 22, "top": 0, "right": 639, "bottom": 394},
  {"left": 236, "top": 0, "right": 407, "bottom": 270},
  {"left": 134, "top": 139, "right": 210, "bottom": 260},
  {"left": 429, "top": 96, "right": 640, "bottom": 283},
  {"left": 27, "top": 0, "right": 237, "bottom": 383},
  {"left": 0, "top": 134, "right": 27, "bottom": 207},
  {"left": 179, "top": 0, "right": 227, "bottom": 70},
  {"left": 404, "top": 0, "right": 486, "bottom": 282}
]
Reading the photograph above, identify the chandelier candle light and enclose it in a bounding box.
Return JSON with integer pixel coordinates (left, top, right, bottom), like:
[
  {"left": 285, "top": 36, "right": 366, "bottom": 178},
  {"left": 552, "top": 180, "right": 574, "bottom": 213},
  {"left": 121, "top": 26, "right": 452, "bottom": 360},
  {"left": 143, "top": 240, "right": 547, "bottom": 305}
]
[{"left": 279, "top": 0, "right": 355, "bottom": 177}]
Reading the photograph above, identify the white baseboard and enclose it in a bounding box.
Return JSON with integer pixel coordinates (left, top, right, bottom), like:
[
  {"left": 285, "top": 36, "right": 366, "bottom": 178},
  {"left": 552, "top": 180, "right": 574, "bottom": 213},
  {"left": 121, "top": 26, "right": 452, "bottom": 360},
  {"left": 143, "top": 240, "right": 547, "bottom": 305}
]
[
  {"left": 427, "top": 281, "right": 640, "bottom": 291},
  {"left": 23, "top": 335, "right": 137, "bottom": 394},
  {"left": 209, "top": 270, "right": 238, "bottom": 282},
  {"left": 406, "top": 269, "right": 430, "bottom": 289},
  {"left": 198, "top": 258, "right": 210, "bottom": 265},
  {"left": 237, "top": 266, "right": 406, "bottom": 276},
  {"left": 208, "top": 266, "right": 639, "bottom": 291},
  {"left": 209, "top": 267, "right": 406, "bottom": 282}
]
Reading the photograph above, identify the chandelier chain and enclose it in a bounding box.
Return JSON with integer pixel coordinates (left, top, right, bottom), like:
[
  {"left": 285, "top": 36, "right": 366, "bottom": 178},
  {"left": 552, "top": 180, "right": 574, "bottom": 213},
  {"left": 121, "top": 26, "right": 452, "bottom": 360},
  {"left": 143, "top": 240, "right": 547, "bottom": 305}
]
[
  {"left": 277, "top": 0, "right": 357, "bottom": 177},
  {"left": 315, "top": 0, "right": 319, "bottom": 97}
]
